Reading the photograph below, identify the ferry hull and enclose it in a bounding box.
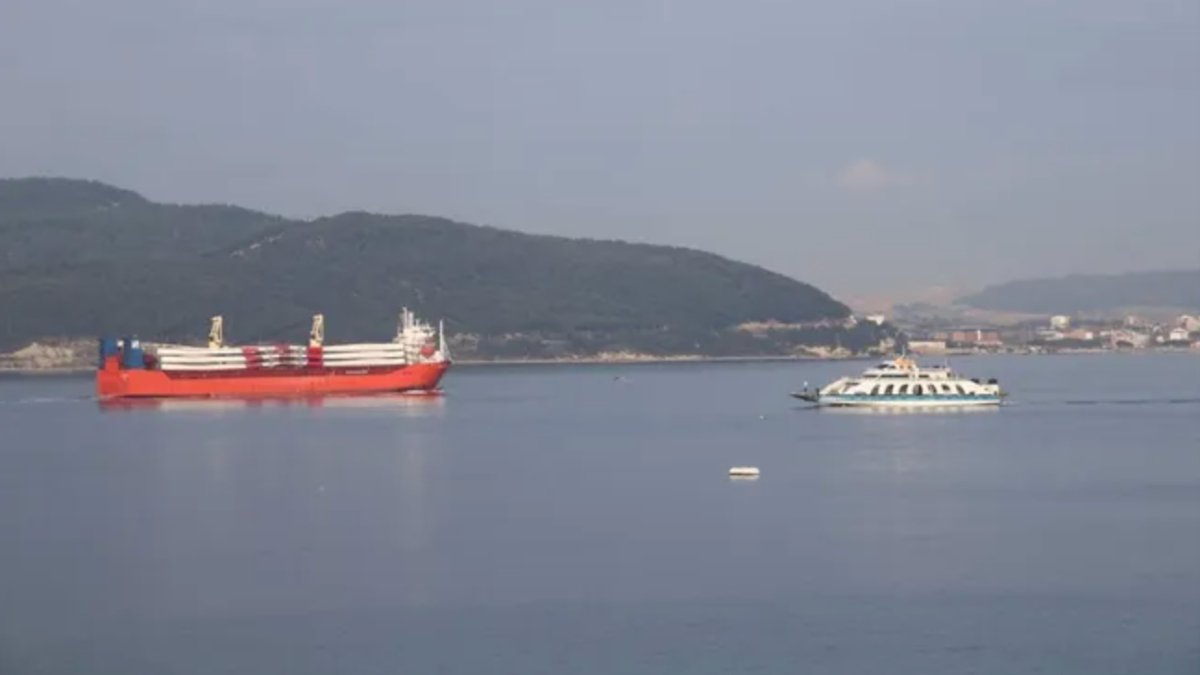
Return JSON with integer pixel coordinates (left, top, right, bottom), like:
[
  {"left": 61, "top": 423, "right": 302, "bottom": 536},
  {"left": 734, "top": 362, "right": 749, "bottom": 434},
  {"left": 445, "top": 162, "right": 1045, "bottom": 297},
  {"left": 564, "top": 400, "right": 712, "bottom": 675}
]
[
  {"left": 813, "top": 395, "right": 1001, "bottom": 408},
  {"left": 96, "top": 361, "right": 449, "bottom": 399}
]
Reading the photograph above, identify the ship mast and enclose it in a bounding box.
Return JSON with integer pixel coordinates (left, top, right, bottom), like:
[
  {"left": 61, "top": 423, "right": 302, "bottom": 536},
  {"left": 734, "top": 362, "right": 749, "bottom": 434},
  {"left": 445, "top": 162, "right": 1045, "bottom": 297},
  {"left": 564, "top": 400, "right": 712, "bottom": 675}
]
[
  {"left": 309, "top": 314, "right": 325, "bottom": 348},
  {"left": 439, "top": 319, "right": 451, "bottom": 361},
  {"left": 208, "top": 316, "right": 224, "bottom": 349}
]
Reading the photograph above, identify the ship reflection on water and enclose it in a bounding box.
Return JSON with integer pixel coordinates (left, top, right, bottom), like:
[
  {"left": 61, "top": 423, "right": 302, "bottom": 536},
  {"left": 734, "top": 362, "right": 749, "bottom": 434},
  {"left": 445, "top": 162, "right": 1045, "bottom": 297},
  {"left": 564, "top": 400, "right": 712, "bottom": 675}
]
[{"left": 97, "top": 391, "right": 446, "bottom": 415}]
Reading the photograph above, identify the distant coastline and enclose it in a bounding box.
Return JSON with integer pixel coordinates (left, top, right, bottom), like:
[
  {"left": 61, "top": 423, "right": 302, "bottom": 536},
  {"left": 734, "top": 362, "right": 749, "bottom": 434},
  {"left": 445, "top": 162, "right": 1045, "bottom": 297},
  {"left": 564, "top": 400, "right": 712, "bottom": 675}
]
[
  {"left": 0, "top": 350, "right": 869, "bottom": 375},
  {"left": 0, "top": 367, "right": 92, "bottom": 376},
  {"left": 5, "top": 347, "right": 1198, "bottom": 378},
  {"left": 454, "top": 353, "right": 870, "bottom": 367},
  {"left": 0, "top": 336, "right": 888, "bottom": 374}
]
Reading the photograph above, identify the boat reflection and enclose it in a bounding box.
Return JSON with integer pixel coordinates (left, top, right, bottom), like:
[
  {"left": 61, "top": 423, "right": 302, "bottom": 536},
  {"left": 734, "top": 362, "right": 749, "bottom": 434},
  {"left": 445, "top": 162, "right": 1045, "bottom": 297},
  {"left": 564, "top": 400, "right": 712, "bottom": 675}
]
[{"left": 98, "top": 391, "right": 446, "bottom": 415}]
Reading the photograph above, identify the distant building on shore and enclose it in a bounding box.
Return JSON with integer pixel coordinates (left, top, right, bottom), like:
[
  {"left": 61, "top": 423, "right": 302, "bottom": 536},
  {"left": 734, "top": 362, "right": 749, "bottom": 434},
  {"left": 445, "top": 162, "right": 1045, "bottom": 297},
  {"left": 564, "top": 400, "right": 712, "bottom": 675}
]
[
  {"left": 1050, "top": 315, "right": 1071, "bottom": 331},
  {"left": 1035, "top": 328, "right": 1065, "bottom": 342},
  {"left": 907, "top": 339, "right": 947, "bottom": 354},
  {"left": 1168, "top": 327, "right": 1191, "bottom": 343},
  {"left": 932, "top": 328, "right": 1002, "bottom": 348},
  {"left": 1107, "top": 329, "right": 1150, "bottom": 349},
  {"left": 1064, "top": 328, "right": 1096, "bottom": 341}
]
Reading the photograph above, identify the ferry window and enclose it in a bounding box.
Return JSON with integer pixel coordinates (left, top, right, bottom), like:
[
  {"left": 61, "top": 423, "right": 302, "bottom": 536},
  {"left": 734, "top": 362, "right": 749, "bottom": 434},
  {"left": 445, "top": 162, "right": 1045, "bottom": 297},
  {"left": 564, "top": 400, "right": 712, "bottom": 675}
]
[
  {"left": 870, "top": 385, "right": 880, "bottom": 395},
  {"left": 884, "top": 385, "right": 894, "bottom": 395},
  {"left": 913, "top": 385, "right": 923, "bottom": 395},
  {"left": 955, "top": 385, "right": 966, "bottom": 395},
  {"left": 899, "top": 385, "right": 909, "bottom": 394},
  {"left": 941, "top": 384, "right": 952, "bottom": 393}
]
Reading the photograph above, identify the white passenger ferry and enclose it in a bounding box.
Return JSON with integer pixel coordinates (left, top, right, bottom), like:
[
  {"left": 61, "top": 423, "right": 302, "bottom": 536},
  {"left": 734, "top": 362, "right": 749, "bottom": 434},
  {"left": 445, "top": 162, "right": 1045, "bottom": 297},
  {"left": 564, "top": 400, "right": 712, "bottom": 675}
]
[{"left": 791, "top": 356, "right": 1004, "bottom": 408}]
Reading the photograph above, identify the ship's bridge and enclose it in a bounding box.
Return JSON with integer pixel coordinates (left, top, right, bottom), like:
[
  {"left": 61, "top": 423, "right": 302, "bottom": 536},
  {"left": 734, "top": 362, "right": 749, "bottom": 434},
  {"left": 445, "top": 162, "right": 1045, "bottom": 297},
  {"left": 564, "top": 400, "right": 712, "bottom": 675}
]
[{"left": 859, "top": 358, "right": 956, "bottom": 380}]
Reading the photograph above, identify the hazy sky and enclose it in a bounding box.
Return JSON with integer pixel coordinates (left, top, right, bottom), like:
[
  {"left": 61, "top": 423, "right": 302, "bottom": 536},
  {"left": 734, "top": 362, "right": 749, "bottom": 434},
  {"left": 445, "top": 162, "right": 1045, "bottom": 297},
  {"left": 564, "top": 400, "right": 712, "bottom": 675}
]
[{"left": 2, "top": 0, "right": 1197, "bottom": 297}]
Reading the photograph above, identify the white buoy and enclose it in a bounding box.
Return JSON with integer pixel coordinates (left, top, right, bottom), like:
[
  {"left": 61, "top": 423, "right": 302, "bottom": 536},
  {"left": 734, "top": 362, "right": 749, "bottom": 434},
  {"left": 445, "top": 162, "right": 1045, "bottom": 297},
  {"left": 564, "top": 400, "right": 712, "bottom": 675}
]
[{"left": 728, "top": 466, "right": 760, "bottom": 478}]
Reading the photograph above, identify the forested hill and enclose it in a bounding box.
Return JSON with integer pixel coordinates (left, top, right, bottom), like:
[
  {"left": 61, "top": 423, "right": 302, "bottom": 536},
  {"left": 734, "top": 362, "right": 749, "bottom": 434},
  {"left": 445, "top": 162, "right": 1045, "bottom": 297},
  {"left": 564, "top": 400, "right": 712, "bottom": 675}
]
[
  {"left": 959, "top": 270, "right": 1200, "bottom": 314},
  {"left": 0, "top": 178, "right": 879, "bottom": 357}
]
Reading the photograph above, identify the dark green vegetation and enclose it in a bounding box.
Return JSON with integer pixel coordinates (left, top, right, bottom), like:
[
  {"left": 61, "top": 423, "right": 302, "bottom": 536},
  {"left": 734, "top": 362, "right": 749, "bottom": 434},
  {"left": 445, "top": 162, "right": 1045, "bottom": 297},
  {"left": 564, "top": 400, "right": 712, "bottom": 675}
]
[
  {"left": 0, "top": 178, "right": 887, "bottom": 357},
  {"left": 960, "top": 270, "right": 1200, "bottom": 314}
]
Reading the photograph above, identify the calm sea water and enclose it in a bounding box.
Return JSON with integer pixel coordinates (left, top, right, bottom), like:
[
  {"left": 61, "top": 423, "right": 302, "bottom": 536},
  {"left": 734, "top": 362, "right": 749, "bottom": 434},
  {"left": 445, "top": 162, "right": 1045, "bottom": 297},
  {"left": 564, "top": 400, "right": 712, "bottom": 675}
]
[{"left": 1, "top": 355, "right": 1198, "bottom": 675}]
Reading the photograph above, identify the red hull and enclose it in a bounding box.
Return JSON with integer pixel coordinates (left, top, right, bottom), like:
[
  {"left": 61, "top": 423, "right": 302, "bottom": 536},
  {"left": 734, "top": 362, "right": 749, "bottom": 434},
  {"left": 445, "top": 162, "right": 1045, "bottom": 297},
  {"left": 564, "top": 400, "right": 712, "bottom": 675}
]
[{"left": 96, "top": 358, "right": 449, "bottom": 399}]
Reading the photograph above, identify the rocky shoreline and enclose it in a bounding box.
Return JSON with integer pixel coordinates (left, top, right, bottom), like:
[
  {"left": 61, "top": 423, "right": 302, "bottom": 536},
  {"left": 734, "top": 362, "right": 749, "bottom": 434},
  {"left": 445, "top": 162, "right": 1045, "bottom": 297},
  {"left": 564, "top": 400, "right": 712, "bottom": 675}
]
[{"left": 0, "top": 340, "right": 96, "bottom": 373}]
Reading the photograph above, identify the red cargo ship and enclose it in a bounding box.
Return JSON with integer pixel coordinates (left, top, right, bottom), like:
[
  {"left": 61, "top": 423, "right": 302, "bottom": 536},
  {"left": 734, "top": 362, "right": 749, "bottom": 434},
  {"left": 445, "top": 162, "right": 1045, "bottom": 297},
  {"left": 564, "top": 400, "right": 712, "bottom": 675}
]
[{"left": 97, "top": 309, "right": 450, "bottom": 399}]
